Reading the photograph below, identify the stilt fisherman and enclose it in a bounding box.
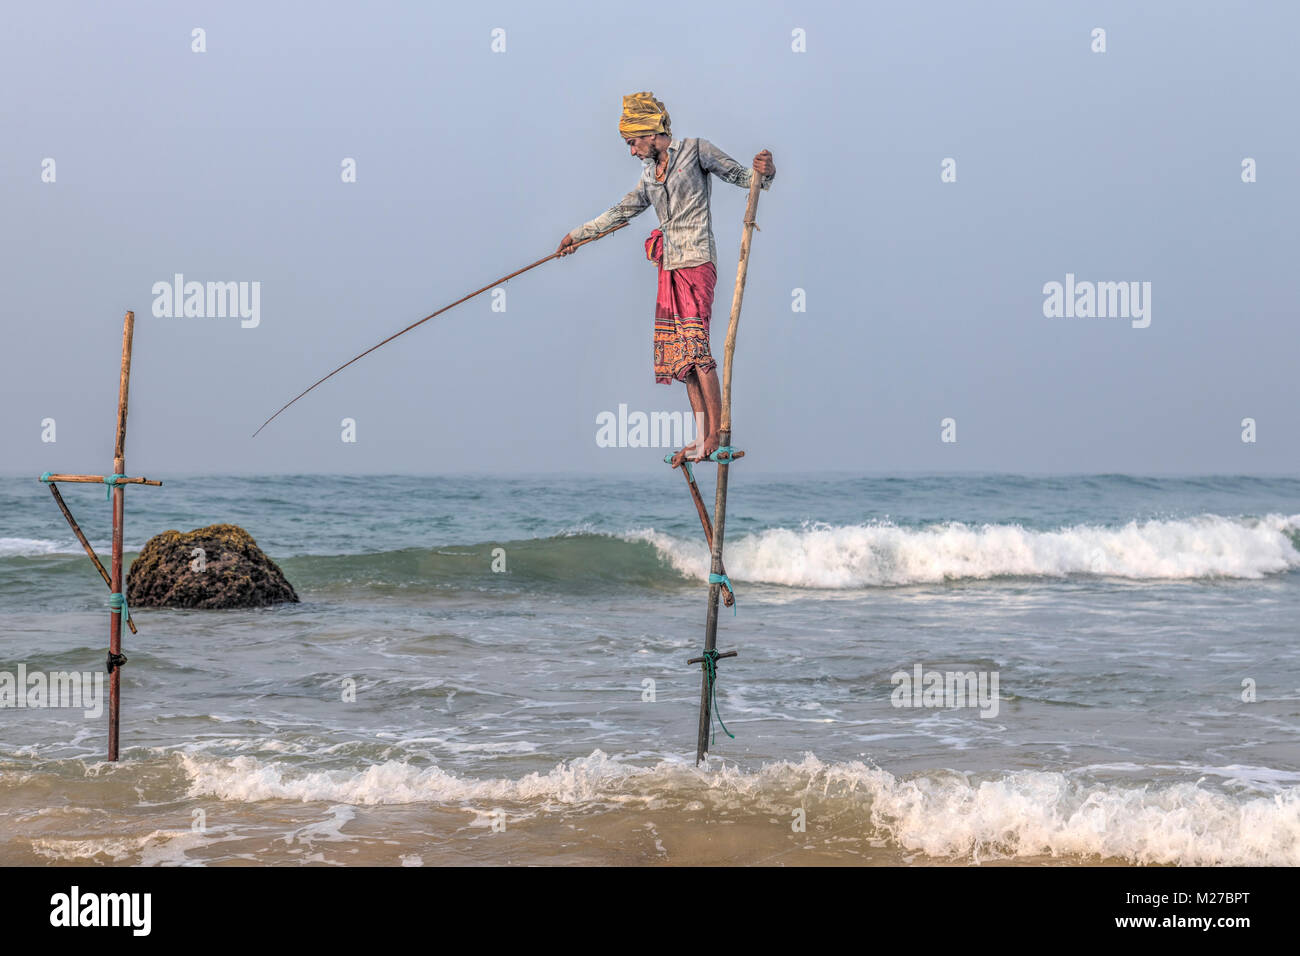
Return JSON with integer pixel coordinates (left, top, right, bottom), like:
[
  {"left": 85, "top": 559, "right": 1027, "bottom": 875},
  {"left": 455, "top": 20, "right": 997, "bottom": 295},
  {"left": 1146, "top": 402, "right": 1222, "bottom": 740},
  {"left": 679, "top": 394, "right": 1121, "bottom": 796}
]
[{"left": 557, "top": 92, "right": 775, "bottom": 464}]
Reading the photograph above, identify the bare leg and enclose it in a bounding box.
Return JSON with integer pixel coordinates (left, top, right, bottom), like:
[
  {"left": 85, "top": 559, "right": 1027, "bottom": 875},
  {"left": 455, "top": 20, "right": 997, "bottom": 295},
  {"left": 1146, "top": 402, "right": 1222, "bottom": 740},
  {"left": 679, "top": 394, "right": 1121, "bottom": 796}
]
[
  {"left": 671, "top": 371, "right": 708, "bottom": 467},
  {"left": 692, "top": 364, "right": 722, "bottom": 460}
]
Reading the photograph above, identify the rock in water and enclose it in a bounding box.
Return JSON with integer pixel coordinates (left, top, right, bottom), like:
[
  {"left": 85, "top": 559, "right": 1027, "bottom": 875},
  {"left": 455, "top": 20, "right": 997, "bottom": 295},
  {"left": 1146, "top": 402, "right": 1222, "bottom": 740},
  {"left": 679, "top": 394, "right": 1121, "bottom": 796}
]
[{"left": 127, "top": 524, "right": 299, "bottom": 609}]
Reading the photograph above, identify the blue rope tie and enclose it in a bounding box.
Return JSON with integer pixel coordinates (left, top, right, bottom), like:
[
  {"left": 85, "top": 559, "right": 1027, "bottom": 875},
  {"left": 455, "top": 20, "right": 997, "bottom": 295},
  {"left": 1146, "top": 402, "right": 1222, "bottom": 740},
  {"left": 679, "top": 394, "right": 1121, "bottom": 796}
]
[
  {"left": 701, "top": 648, "right": 734, "bottom": 746},
  {"left": 707, "top": 446, "right": 740, "bottom": 463},
  {"left": 108, "top": 592, "right": 130, "bottom": 624},
  {"left": 39, "top": 472, "right": 54, "bottom": 483},
  {"left": 709, "top": 572, "right": 737, "bottom": 615},
  {"left": 104, "top": 474, "right": 128, "bottom": 499},
  {"left": 662, "top": 452, "right": 695, "bottom": 481}
]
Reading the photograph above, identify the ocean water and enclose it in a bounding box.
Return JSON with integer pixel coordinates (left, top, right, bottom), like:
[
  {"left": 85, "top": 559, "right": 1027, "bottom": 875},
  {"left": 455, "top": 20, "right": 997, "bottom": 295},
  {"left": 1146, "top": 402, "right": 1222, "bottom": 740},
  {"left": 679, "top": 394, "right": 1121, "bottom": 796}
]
[{"left": 1, "top": 472, "right": 1297, "bottom": 866}]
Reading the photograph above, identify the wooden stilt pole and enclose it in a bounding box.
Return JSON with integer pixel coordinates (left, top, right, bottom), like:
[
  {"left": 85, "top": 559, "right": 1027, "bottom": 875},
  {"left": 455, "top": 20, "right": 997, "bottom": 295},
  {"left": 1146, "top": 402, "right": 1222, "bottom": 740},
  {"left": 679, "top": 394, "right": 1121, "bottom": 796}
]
[
  {"left": 695, "top": 171, "right": 763, "bottom": 765},
  {"left": 108, "top": 311, "right": 135, "bottom": 761},
  {"left": 33, "top": 475, "right": 161, "bottom": 486},
  {"left": 679, "top": 465, "right": 734, "bottom": 607},
  {"left": 38, "top": 310, "right": 160, "bottom": 761}
]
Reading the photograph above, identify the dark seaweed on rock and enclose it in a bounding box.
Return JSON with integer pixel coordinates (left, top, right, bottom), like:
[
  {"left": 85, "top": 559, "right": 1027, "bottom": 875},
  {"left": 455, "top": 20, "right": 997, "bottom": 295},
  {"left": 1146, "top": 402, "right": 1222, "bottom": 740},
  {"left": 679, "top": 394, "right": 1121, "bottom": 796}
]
[{"left": 127, "top": 524, "right": 299, "bottom": 609}]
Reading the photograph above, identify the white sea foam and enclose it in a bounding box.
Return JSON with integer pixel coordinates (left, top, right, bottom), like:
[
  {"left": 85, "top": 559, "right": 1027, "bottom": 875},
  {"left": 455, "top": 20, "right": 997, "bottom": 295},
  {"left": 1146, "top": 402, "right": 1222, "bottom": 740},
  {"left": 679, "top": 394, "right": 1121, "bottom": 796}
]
[
  {"left": 177, "top": 751, "right": 1300, "bottom": 865},
  {"left": 284, "top": 805, "right": 357, "bottom": 847},
  {"left": 178, "top": 751, "right": 638, "bottom": 808},
  {"left": 0, "top": 536, "right": 150, "bottom": 557},
  {"left": 30, "top": 828, "right": 217, "bottom": 866},
  {"left": 0, "top": 537, "right": 74, "bottom": 557},
  {"left": 629, "top": 514, "right": 1300, "bottom": 587}
]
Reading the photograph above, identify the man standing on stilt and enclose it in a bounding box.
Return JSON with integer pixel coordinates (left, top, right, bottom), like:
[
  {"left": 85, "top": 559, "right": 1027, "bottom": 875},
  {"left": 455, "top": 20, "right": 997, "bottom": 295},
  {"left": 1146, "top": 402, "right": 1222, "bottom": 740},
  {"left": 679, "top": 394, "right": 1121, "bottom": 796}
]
[{"left": 558, "top": 92, "right": 775, "bottom": 465}]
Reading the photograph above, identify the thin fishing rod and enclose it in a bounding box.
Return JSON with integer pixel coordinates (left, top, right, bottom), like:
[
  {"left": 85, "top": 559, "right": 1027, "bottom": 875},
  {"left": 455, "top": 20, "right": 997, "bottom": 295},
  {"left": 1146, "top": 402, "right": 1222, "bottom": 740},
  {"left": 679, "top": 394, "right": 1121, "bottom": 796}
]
[{"left": 252, "top": 222, "right": 629, "bottom": 437}]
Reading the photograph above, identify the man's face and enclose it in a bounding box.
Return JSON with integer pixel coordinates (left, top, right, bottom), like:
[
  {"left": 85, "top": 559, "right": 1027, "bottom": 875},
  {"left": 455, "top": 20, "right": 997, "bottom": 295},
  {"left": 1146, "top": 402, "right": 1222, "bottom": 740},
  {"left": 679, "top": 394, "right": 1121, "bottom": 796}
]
[{"left": 626, "top": 134, "right": 658, "bottom": 162}]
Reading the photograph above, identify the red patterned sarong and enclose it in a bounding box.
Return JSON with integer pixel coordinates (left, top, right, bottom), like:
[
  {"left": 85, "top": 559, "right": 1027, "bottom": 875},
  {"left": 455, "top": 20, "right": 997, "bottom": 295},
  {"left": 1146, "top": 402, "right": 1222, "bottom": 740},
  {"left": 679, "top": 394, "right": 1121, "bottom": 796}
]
[{"left": 646, "top": 229, "right": 718, "bottom": 385}]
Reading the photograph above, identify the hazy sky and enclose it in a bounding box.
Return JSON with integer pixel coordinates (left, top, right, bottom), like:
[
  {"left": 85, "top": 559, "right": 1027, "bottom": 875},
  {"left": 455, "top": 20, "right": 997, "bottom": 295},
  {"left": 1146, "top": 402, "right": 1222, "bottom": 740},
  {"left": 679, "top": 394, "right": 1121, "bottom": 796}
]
[{"left": 3, "top": 1, "right": 1297, "bottom": 475}]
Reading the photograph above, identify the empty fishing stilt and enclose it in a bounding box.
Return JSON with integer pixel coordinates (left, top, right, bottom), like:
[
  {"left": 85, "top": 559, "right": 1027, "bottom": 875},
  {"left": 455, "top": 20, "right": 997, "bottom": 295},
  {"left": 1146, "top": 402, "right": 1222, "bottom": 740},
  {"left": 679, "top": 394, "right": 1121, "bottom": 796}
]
[
  {"left": 691, "top": 168, "right": 764, "bottom": 765},
  {"left": 38, "top": 311, "right": 163, "bottom": 761}
]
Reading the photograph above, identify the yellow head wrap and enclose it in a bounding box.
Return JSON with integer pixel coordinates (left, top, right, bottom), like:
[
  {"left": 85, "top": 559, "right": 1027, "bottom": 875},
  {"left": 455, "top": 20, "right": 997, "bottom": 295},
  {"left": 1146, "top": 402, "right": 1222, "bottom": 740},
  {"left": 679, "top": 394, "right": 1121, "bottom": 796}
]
[{"left": 619, "top": 92, "right": 671, "bottom": 139}]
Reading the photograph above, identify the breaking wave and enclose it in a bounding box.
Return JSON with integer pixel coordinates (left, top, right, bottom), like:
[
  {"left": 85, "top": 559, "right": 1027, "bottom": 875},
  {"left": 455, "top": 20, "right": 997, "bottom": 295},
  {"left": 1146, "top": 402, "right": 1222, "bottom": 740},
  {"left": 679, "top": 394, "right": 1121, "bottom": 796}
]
[
  {"left": 632, "top": 513, "right": 1300, "bottom": 587},
  {"left": 177, "top": 750, "right": 1300, "bottom": 866}
]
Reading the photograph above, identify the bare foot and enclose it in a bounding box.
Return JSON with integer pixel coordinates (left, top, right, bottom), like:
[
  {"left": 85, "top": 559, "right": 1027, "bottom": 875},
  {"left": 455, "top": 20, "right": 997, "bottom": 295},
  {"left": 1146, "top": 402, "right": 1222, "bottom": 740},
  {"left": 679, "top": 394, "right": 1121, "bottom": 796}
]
[
  {"left": 691, "top": 432, "right": 720, "bottom": 461},
  {"left": 670, "top": 441, "right": 700, "bottom": 468}
]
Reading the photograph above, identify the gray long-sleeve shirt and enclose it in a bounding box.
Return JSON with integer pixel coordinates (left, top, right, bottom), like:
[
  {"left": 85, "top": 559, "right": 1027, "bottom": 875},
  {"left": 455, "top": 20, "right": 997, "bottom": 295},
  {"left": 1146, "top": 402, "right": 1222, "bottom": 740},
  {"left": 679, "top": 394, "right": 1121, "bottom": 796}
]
[{"left": 567, "top": 137, "right": 774, "bottom": 271}]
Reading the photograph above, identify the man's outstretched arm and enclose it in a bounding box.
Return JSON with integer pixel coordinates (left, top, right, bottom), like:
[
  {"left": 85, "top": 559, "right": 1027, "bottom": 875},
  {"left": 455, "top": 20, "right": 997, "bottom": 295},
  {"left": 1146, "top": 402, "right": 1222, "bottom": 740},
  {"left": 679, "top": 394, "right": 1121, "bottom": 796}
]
[
  {"left": 556, "top": 182, "right": 651, "bottom": 256},
  {"left": 698, "top": 139, "right": 776, "bottom": 191}
]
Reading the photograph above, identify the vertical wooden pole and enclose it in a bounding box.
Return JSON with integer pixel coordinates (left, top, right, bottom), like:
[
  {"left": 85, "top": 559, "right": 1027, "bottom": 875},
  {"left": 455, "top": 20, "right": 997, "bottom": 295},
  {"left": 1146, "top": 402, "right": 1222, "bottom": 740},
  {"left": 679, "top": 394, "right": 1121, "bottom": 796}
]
[
  {"left": 108, "top": 311, "right": 134, "bottom": 761},
  {"left": 696, "top": 172, "right": 763, "bottom": 764}
]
